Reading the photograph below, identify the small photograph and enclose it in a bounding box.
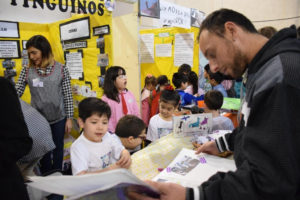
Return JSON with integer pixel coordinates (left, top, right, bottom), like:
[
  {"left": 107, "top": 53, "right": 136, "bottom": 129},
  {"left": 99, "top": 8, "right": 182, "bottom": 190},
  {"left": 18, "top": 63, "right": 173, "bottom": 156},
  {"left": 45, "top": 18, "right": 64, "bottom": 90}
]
[
  {"left": 170, "top": 155, "right": 200, "bottom": 176},
  {"left": 191, "top": 8, "right": 205, "bottom": 28},
  {"left": 98, "top": 75, "right": 105, "bottom": 88},
  {"left": 105, "top": 0, "right": 115, "bottom": 12},
  {"left": 97, "top": 54, "right": 109, "bottom": 67},
  {"left": 93, "top": 25, "right": 110, "bottom": 36},
  {"left": 96, "top": 37, "right": 105, "bottom": 49},
  {"left": 139, "top": 0, "right": 160, "bottom": 18}
]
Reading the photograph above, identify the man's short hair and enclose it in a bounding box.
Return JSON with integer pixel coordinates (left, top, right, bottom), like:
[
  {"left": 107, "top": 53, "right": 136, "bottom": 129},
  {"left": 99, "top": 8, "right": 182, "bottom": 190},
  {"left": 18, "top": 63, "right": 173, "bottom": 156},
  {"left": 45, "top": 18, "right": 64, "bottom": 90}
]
[
  {"left": 199, "top": 8, "right": 257, "bottom": 38},
  {"left": 115, "top": 115, "right": 146, "bottom": 138},
  {"left": 204, "top": 90, "right": 224, "bottom": 110}
]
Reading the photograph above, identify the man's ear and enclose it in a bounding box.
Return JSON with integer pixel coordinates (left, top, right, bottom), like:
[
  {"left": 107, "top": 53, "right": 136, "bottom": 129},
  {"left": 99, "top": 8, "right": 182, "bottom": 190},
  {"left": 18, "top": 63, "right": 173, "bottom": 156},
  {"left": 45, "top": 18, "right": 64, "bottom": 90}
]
[
  {"left": 224, "top": 21, "right": 237, "bottom": 41},
  {"left": 77, "top": 117, "right": 84, "bottom": 129}
]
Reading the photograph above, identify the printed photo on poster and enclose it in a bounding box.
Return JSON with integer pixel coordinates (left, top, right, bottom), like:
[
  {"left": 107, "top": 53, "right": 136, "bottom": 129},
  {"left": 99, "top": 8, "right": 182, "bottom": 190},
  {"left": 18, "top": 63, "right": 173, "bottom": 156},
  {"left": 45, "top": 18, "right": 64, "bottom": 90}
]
[
  {"left": 96, "top": 37, "right": 105, "bottom": 49},
  {"left": 97, "top": 54, "right": 109, "bottom": 67},
  {"left": 139, "top": 0, "right": 160, "bottom": 18},
  {"left": 191, "top": 9, "right": 205, "bottom": 28}
]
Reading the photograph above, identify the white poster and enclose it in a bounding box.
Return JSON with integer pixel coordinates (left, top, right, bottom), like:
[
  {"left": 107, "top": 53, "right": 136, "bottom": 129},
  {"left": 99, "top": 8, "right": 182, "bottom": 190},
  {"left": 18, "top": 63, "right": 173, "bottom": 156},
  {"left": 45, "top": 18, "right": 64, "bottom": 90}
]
[
  {"left": 66, "top": 52, "right": 83, "bottom": 79},
  {"left": 0, "top": 21, "right": 19, "bottom": 38},
  {"left": 174, "top": 33, "right": 194, "bottom": 66},
  {"left": 155, "top": 43, "right": 172, "bottom": 57},
  {"left": 60, "top": 17, "right": 90, "bottom": 42},
  {"left": 0, "top": 40, "right": 19, "bottom": 58},
  {"left": 140, "top": 34, "right": 154, "bottom": 63},
  {"left": 160, "top": 0, "right": 191, "bottom": 29}
]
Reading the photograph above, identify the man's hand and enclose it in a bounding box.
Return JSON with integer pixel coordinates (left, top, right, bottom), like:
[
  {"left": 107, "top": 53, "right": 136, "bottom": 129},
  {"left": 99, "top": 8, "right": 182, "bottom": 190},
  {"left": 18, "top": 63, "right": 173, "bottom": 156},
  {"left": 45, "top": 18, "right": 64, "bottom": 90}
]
[
  {"left": 117, "top": 149, "right": 131, "bottom": 169},
  {"left": 65, "top": 118, "right": 73, "bottom": 134},
  {"left": 127, "top": 181, "right": 186, "bottom": 200},
  {"left": 195, "top": 140, "right": 220, "bottom": 155}
]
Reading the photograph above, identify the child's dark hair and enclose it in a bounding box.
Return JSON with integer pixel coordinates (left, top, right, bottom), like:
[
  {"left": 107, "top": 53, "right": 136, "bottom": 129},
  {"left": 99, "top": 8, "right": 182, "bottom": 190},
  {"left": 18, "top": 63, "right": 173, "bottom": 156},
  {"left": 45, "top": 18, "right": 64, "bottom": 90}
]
[
  {"left": 188, "top": 71, "right": 199, "bottom": 95},
  {"left": 172, "top": 72, "right": 188, "bottom": 89},
  {"left": 103, "top": 66, "right": 126, "bottom": 103},
  {"left": 204, "top": 64, "right": 210, "bottom": 73},
  {"left": 178, "top": 64, "right": 192, "bottom": 74},
  {"left": 78, "top": 97, "right": 111, "bottom": 121},
  {"left": 115, "top": 115, "right": 146, "bottom": 138},
  {"left": 160, "top": 87, "right": 180, "bottom": 107},
  {"left": 144, "top": 75, "right": 157, "bottom": 87},
  {"left": 204, "top": 90, "right": 223, "bottom": 110},
  {"left": 157, "top": 75, "right": 169, "bottom": 92},
  {"left": 208, "top": 71, "right": 224, "bottom": 84}
]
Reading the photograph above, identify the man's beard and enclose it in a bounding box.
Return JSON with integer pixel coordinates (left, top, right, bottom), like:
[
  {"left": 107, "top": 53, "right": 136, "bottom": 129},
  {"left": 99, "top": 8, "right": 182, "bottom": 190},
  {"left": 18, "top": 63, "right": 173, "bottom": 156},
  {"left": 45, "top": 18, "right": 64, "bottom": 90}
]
[{"left": 221, "top": 47, "right": 247, "bottom": 80}]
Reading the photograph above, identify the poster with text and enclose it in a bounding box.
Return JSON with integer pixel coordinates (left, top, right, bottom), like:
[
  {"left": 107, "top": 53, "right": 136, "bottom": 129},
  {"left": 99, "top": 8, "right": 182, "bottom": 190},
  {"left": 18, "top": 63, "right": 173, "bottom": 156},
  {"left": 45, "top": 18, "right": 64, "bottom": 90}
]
[{"left": 174, "top": 33, "right": 194, "bottom": 66}]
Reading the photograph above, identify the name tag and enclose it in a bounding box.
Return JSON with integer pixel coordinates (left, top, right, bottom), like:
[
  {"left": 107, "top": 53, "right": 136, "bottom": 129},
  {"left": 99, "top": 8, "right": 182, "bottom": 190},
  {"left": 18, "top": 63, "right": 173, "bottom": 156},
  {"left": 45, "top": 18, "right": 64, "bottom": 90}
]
[{"left": 32, "top": 78, "right": 44, "bottom": 87}]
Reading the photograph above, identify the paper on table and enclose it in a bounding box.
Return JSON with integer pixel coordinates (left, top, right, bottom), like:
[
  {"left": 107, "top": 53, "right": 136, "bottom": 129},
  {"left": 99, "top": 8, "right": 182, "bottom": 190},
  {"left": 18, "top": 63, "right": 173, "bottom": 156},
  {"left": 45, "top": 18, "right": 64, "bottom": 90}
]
[
  {"left": 153, "top": 148, "right": 236, "bottom": 188},
  {"left": 27, "top": 169, "right": 159, "bottom": 199}
]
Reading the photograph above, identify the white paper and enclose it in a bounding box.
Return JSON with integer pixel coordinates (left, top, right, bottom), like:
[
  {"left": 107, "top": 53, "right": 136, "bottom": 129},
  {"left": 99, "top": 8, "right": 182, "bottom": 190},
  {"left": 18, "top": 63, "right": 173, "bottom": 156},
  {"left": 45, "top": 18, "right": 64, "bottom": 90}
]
[
  {"left": 27, "top": 169, "right": 159, "bottom": 199},
  {"left": 140, "top": 34, "right": 154, "bottom": 63},
  {"left": 66, "top": 52, "right": 83, "bottom": 79},
  {"left": 0, "top": 21, "right": 19, "bottom": 38},
  {"left": 160, "top": 0, "right": 191, "bottom": 29},
  {"left": 174, "top": 33, "right": 194, "bottom": 66},
  {"left": 155, "top": 44, "right": 172, "bottom": 57},
  {"left": 0, "top": 40, "right": 19, "bottom": 58},
  {"left": 60, "top": 18, "right": 89, "bottom": 42},
  {"left": 153, "top": 148, "right": 236, "bottom": 188}
]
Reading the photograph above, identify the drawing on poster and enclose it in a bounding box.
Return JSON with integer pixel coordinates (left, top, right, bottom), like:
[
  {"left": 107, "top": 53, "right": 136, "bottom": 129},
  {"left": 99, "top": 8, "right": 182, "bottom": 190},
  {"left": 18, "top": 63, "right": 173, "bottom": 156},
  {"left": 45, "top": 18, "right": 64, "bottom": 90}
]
[
  {"left": 173, "top": 113, "right": 212, "bottom": 137},
  {"left": 170, "top": 155, "right": 200, "bottom": 176}
]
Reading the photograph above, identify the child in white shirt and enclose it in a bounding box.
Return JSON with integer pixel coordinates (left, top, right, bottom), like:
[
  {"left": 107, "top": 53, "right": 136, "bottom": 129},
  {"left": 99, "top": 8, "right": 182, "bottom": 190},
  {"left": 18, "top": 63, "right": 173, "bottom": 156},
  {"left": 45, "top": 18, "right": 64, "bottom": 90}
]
[
  {"left": 204, "top": 90, "right": 234, "bottom": 131},
  {"left": 146, "top": 86, "right": 180, "bottom": 142},
  {"left": 71, "top": 97, "right": 131, "bottom": 175}
]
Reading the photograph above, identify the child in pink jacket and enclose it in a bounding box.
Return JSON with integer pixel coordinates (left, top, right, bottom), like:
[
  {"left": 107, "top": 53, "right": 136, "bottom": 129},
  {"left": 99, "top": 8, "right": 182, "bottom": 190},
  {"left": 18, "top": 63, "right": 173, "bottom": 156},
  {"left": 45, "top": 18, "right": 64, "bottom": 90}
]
[{"left": 102, "top": 66, "right": 140, "bottom": 133}]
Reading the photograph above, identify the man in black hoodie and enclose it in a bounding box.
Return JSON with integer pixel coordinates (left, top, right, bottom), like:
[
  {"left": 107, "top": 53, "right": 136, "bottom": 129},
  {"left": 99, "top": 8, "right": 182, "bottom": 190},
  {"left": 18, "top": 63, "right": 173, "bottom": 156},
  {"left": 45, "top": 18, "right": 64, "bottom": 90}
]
[{"left": 129, "top": 9, "right": 300, "bottom": 200}]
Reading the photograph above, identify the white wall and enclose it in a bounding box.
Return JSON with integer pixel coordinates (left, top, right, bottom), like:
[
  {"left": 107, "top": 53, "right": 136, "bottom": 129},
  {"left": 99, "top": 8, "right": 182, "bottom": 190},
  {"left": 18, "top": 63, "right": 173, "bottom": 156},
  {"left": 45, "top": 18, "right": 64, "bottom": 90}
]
[
  {"left": 139, "top": 0, "right": 300, "bottom": 30},
  {"left": 0, "top": 1, "right": 71, "bottom": 23}
]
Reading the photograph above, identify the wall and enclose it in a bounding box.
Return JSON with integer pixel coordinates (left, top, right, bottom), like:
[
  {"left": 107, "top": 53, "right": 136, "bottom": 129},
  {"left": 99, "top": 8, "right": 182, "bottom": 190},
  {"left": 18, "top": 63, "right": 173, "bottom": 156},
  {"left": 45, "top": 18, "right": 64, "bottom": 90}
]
[
  {"left": 140, "top": 0, "right": 300, "bottom": 30},
  {"left": 112, "top": 11, "right": 140, "bottom": 105},
  {"left": 0, "top": 1, "right": 71, "bottom": 23}
]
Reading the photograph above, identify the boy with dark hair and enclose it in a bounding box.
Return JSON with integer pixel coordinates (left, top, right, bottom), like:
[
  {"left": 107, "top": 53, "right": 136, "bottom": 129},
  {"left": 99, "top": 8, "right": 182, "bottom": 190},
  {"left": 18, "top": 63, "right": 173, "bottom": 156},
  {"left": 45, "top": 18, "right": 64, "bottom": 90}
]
[
  {"left": 178, "top": 63, "right": 192, "bottom": 75},
  {"left": 207, "top": 70, "right": 228, "bottom": 97},
  {"left": 115, "top": 115, "right": 146, "bottom": 154},
  {"left": 172, "top": 72, "right": 203, "bottom": 106},
  {"left": 204, "top": 90, "right": 234, "bottom": 131},
  {"left": 70, "top": 97, "right": 131, "bottom": 175}
]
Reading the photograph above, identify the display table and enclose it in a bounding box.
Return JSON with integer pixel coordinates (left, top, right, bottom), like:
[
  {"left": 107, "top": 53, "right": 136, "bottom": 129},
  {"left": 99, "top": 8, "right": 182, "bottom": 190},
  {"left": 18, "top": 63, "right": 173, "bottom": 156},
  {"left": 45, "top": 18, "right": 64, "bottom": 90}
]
[{"left": 130, "top": 133, "right": 193, "bottom": 180}]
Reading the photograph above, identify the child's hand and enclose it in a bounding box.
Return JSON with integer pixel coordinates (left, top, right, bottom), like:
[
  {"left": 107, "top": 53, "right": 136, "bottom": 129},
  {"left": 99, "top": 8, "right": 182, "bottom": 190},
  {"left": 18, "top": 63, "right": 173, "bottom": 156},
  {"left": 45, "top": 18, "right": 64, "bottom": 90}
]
[
  {"left": 108, "top": 163, "right": 121, "bottom": 170},
  {"left": 117, "top": 149, "right": 131, "bottom": 169},
  {"left": 192, "top": 141, "right": 201, "bottom": 149}
]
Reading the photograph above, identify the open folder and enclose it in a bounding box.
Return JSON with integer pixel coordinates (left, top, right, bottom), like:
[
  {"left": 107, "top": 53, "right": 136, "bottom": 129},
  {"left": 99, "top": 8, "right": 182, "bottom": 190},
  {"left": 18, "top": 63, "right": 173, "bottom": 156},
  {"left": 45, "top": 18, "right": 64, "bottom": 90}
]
[{"left": 27, "top": 169, "right": 160, "bottom": 199}]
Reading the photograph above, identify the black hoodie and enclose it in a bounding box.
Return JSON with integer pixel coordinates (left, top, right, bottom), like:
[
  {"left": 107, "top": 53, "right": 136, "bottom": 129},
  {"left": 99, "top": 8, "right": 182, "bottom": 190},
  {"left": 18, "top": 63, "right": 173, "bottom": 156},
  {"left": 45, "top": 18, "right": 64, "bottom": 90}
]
[{"left": 189, "top": 27, "right": 300, "bottom": 200}]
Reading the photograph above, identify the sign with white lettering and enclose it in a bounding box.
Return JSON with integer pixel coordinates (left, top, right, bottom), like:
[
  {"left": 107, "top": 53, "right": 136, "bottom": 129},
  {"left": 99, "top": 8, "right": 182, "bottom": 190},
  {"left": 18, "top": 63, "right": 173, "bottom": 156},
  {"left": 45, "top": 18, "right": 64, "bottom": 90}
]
[
  {"left": 0, "top": 40, "right": 20, "bottom": 58},
  {"left": 60, "top": 17, "right": 90, "bottom": 42},
  {"left": 159, "top": 0, "right": 191, "bottom": 29},
  {"left": 0, "top": 21, "right": 19, "bottom": 38}
]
